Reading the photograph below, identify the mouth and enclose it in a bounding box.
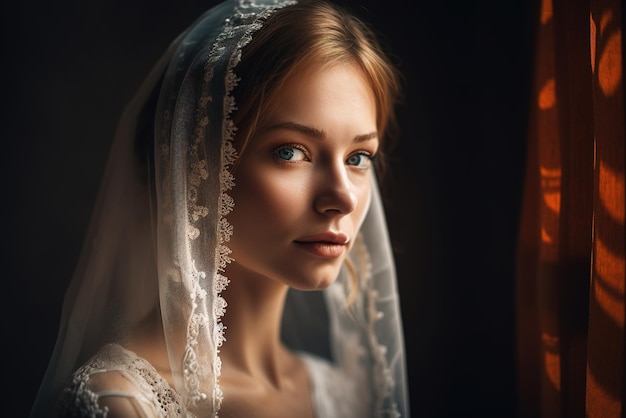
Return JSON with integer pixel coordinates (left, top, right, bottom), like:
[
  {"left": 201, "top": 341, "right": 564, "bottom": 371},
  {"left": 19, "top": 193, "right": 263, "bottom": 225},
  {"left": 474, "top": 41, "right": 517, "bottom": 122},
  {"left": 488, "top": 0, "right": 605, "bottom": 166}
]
[{"left": 294, "top": 231, "right": 349, "bottom": 258}]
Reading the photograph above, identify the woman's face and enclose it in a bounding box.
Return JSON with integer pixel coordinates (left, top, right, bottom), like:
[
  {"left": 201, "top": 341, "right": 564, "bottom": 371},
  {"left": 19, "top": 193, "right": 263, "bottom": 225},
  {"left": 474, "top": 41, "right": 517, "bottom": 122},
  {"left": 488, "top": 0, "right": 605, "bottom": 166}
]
[{"left": 228, "top": 61, "right": 378, "bottom": 290}]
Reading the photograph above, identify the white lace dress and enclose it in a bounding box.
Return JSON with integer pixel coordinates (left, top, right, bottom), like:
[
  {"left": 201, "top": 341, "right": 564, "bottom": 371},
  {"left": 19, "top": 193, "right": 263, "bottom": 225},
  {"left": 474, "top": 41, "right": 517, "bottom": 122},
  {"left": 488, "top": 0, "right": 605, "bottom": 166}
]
[{"left": 55, "top": 343, "right": 364, "bottom": 418}]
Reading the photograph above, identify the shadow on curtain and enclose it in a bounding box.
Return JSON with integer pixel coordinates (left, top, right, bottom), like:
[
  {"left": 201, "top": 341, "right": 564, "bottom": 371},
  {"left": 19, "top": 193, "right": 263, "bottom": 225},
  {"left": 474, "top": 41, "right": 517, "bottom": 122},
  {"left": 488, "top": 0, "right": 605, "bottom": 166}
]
[{"left": 516, "top": 0, "right": 624, "bottom": 416}]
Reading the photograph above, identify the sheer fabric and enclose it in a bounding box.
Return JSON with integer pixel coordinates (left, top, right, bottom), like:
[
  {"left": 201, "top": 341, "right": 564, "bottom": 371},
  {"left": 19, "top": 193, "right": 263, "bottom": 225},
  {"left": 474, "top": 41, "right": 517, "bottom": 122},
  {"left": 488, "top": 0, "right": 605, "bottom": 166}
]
[{"left": 30, "top": 1, "right": 409, "bottom": 417}]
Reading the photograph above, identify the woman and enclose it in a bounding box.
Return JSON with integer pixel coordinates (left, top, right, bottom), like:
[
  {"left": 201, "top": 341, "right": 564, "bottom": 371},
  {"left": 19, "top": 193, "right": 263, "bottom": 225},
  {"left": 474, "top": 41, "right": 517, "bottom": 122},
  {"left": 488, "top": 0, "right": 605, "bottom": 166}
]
[{"left": 30, "top": 0, "right": 409, "bottom": 416}]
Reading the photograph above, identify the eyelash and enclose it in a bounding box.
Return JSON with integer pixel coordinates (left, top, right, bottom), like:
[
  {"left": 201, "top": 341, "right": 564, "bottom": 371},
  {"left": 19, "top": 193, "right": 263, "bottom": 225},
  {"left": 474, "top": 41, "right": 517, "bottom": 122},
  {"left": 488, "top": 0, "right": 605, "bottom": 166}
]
[
  {"left": 274, "top": 143, "right": 310, "bottom": 162},
  {"left": 346, "top": 151, "right": 376, "bottom": 169}
]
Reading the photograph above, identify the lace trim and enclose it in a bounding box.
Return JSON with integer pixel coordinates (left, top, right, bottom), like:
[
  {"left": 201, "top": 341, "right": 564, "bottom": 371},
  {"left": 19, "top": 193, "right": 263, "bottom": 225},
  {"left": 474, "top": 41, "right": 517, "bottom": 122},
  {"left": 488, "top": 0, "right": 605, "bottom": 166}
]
[
  {"left": 56, "top": 344, "right": 189, "bottom": 418},
  {"left": 180, "top": 1, "right": 296, "bottom": 414},
  {"left": 57, "top": 363, "right": 108, "bottom": 417},
  {"left": 352, "top": 236, "right": 401, "bottom": 418}
]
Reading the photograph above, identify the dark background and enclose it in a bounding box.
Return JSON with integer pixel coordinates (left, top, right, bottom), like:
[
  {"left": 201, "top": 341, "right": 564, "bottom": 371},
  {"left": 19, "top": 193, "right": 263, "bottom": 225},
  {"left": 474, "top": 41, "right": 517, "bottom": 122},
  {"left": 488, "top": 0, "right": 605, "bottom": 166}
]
[{"left": 3, "top": 0, "right": 536, "bottom": 416}]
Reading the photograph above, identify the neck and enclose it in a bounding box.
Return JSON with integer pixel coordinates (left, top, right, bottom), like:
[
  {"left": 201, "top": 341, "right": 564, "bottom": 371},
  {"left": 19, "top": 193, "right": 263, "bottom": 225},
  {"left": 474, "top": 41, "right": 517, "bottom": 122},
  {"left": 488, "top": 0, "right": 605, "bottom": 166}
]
[{"left": 219, "top": 262, "right": 291, "bottom": 387}]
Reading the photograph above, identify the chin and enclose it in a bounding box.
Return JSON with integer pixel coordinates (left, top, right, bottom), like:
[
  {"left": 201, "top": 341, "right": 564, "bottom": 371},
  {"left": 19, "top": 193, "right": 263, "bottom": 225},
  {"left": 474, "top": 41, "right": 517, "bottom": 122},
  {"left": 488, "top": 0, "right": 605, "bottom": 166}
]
[{"left": 286, "top": 273, "right": 338, "bottom": 292}]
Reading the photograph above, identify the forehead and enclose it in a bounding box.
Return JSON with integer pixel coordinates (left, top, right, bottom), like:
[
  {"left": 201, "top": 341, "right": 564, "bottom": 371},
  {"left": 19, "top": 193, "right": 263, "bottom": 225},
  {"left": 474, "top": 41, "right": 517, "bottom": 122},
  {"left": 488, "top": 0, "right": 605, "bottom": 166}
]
[{"left": 263, "top": 61, "right": 377, "bottom": 129}]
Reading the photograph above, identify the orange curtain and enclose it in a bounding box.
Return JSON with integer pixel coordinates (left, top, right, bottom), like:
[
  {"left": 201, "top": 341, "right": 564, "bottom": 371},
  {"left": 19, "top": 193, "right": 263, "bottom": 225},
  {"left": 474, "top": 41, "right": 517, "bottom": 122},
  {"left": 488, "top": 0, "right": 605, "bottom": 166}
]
[{"left": 516, "top": 0, "right": 624, "bottom": 417}]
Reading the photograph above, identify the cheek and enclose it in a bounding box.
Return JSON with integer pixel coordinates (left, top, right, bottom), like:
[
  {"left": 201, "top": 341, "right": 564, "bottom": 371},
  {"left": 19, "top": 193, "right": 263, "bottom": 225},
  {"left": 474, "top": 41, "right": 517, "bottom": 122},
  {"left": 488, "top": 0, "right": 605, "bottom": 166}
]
[
  {"left": 352, "top": 178, "right": 373, "bottom": 229},
  {"left": 231, "top": 167, "right": 310, "bottom": 231}
]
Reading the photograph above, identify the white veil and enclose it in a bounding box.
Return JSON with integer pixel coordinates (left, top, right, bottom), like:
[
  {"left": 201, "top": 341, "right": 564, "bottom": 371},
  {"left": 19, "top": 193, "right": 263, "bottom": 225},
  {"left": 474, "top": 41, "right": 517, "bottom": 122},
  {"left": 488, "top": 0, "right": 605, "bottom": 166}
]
[{"left": 30, "top": 1, "right": 409, "bottom": 416}]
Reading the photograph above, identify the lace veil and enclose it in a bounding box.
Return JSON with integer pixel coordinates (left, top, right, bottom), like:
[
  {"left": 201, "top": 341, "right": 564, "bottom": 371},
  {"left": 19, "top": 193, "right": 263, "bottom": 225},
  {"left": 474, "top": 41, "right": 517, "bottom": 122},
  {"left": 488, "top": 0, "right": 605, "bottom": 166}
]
[{"left": 30, "top": 1, "right": 409, "bottom": 416}]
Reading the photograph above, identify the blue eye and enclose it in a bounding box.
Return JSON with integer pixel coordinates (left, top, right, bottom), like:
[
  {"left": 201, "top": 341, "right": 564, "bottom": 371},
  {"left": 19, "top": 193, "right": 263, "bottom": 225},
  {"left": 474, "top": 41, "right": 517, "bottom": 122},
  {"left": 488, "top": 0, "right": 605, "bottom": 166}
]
[
  {"left": 274, "top": 145, "right": 307, "bottom": 162},
  {"left": 346, "top": 152, "right": 373, "bottom": 169},
  {"left": 278, "top": 148, "right": 295, "bottom": 160}
]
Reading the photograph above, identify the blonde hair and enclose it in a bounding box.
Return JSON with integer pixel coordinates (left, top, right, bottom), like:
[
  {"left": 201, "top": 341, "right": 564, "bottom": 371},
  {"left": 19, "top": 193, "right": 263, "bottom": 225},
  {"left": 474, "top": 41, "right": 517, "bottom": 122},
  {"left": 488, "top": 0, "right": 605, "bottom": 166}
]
[{"left": 232, "top": 0, "right": 401, "bottom": 302}]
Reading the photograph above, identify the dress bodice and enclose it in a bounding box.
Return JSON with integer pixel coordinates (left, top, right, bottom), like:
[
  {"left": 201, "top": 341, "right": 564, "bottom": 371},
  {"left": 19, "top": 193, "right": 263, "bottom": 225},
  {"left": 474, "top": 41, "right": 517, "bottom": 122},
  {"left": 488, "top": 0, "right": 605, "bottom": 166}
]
[{"left": 55, "top": 343, "right": 363, "bottom": 418}]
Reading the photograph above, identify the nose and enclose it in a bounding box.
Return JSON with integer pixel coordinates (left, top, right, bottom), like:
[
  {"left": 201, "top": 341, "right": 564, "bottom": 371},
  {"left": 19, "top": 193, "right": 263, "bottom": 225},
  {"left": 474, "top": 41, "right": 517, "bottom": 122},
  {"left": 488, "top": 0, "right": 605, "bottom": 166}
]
[{"left": 313, "top": 162, "right": 358, "bottom": 215}]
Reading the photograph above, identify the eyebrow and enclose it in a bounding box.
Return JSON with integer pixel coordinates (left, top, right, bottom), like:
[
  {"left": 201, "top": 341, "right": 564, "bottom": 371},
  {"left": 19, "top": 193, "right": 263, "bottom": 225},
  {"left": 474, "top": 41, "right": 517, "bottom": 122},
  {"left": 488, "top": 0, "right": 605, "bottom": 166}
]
[{"left": 263, "top": 121, "right": 378, "bottom": 143}]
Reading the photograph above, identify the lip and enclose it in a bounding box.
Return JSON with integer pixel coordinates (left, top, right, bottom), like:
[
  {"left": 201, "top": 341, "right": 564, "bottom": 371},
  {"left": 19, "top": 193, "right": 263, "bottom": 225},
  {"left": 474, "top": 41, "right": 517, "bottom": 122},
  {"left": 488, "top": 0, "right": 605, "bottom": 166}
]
[
  {"left": 294, "top": 231, "right": 350, "bottom": 258},
  {"left": 295, "top": 231, "right": 350, "bottom": 245}
]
